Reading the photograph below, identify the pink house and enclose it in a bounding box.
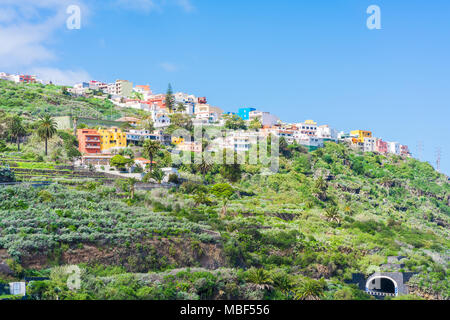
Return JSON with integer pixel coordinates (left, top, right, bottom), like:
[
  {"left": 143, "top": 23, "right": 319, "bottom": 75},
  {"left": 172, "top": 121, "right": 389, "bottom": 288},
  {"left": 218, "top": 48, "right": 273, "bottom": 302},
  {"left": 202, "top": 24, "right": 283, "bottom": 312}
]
[
  {"left": 376, "top": 139, "right": 388, "bottom": 154},
  {"left": 400, "top": 145, "right": 410, "bottom": 157}
]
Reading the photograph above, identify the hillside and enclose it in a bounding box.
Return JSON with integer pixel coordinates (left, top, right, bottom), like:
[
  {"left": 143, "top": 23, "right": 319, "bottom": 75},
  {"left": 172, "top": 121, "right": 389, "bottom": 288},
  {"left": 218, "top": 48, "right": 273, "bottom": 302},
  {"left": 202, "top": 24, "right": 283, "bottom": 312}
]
[
  {"left": 0, "top": 80, "right": 143, "bottom": 120},
  {"left": 0, "top": 138, "right": 448, "bottom": 300}
]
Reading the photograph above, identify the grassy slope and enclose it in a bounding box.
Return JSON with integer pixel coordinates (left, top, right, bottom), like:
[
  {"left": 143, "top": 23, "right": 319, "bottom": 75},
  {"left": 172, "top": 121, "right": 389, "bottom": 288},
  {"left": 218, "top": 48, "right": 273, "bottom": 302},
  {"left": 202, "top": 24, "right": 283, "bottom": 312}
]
[
  {"left": 0, "top": 143, "right": 448, "bottom": 300},
  {"left": 0, "top": 83, "right": 448, "bottom": 300},
  {"left": 0, "top": 80, "right": 144, "bottom": 120}
]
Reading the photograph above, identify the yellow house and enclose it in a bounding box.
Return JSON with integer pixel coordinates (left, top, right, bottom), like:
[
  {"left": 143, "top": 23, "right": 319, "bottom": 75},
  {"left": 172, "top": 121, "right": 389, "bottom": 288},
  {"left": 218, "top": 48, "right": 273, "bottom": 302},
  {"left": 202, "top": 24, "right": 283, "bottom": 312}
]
[
  {"left": 350, "top": 130, "right": 372, "bottom": 143},
  {"left": 304, "top": 119, "right": 317, "bottom": 125},
  {"left": 98, "top": 127, "right": 127, "bottom": 151},
  {"left": 172, "top": 136, "right": 185, "bottom": 145}
]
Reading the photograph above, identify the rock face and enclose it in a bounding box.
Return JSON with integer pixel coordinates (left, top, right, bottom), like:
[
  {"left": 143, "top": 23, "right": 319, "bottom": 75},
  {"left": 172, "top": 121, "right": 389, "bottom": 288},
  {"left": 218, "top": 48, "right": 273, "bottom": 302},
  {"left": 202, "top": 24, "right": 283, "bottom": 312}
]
[
  {"left": 0, "top": 249, "right": 13, "bottom": 276},
  {"left": 407, "top": 286, "right": 444, "bottom": 300},
  {"left": 19, "top": 238, "right": 227, "bottom": 272}
]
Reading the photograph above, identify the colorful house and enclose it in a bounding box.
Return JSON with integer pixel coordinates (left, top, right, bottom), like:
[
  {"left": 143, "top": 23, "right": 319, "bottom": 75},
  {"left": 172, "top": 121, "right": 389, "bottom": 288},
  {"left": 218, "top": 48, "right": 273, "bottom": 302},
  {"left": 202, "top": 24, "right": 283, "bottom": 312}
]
[
  {"left": 77, "top": 129, "right": 101, "bottom": 154},
  {"left": 400, "top": 145, "right": 410, "bottom": 157},
  {"left": 238, "top": 107, "right": 256, "bottom": 120},
  {"left": 298, "top": 120, "right": 318, "bottom": 136},
  {"left": 98, "top": 127, "right": 127, "bottom": 152},
  {"left": 350, "top": 130, "right": 372, "bottom": 143},
  {"left": 376, "top": 139, "right": 388, "bottom": 154},
  {"left": 172, "top": 137, "right": 185, "bottom": 145}
]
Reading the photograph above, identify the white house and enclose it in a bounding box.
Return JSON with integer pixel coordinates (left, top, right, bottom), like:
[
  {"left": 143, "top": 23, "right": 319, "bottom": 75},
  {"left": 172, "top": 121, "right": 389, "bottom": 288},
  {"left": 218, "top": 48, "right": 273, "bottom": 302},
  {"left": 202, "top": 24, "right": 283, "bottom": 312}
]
[
  {"left": 317, "top": 125, "right": 338, "bottom": 141},
  {"left": 196, "top": 112, "right": 220, "bottom": 124},
  {"left": 297, "top": 120, "right": 318, "bottom": 137},
  {"left": 294, "top": 133, "right": 324, "bottom": 150},
  {"left": 387, "top": 142, "right": 401, "bottom": 155},
  {"left": 363, "top": 137, "right": 377, "bottom": 152},
  {"left": 249, "top": 111, "right": 279, "bottom": 127},
  {"left": 153, "top": 114, "right": 171, "bottom": 128}
]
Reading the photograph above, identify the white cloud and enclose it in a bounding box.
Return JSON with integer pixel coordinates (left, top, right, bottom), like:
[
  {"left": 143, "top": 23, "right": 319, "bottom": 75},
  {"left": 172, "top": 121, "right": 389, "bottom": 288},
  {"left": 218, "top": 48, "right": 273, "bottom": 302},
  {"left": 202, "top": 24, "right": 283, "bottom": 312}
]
[
  {"left": 0, "top": 0, "right": 89, "bottom": 69},
  {"left": 159, "top": 62, "right": 178, "bottom": 72},
  {"left": 29, "top": 67, "right": 91, "bottom": 86}
]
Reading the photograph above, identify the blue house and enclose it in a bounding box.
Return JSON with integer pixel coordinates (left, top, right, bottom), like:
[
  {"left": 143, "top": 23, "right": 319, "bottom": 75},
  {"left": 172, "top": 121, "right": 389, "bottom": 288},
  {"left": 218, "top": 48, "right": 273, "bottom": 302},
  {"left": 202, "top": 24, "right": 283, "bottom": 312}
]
[{"left": 237, "top": 108, "right": 256, "bottom": 120}]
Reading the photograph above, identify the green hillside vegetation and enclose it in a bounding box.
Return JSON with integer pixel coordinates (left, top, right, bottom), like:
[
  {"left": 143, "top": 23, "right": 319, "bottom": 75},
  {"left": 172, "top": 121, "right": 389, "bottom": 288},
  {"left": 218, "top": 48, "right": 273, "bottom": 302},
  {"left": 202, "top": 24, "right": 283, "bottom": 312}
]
[
  {"left": 0, "top": 83, "right": 448, "bottom": 300},
  {"left": 0, "top": 141, "right": 448, "bottom": 300},
  {"left": 0, "top": 80, "right": 143, "bottom": 120}
]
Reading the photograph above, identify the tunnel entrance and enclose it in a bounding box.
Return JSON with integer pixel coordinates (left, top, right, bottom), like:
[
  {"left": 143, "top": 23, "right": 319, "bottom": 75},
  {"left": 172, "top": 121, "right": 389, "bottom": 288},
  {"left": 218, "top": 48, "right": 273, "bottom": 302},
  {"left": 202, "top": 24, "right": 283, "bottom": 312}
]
[{"left": 366, "top": 277, "right": 398, "bottom": 297}]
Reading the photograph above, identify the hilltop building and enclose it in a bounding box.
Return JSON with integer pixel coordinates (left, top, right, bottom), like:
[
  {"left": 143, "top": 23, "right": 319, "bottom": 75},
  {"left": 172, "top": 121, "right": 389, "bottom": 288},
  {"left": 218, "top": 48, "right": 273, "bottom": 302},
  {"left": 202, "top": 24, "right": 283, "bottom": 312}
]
[{"left": 238, "top": 107, "right": 256, "bottom": 120}]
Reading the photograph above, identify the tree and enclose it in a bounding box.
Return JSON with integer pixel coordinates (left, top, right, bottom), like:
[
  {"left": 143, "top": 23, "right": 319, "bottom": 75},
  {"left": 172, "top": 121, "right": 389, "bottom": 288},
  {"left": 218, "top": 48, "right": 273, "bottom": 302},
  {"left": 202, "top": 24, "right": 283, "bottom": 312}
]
[
  {"left": 127, "top": 178, "right": 138, "bottom": 199},
  {"left": 294, "top": 279, "right": 325, "bottom": 301},
  {"left": 110, "top": 154, "right": 132, "bottom": 171},
  {"left": 313, "top": 176, "right": 328, "bottom": 201},
  {"left": 0, "top": 166, "right": 15, "bottom": 183},
  {"left": 193, "top": 190, "right": 212, "bottom": 207},
  {"left": 210, "top": 183, "right": 234, "bottom": 217},
  {"left": 176, "top": 102, "right": 186, "bottom": 113},
  {"left": 165, "top": 83, "right": 175, "bottom": 113},
  {"left": 248, "top": 118, "right": 262, "bottom": 130},
  {"left": 61, "top": 86, "right": 69, "bottom": 95},
  {"left": 8, "top": 115, "right": 26, "bottom": 151},
  {"left": 142, "top": 119, "right": 155, "bottom": 133},
  {"left": 225, "top": 114, "right": 247, "bottom": 130},
  {"left": 168, "top": 113, "right": 193, "bottom": 133},
  {"left": 279, "top": 137, "right": 292, "bottom": 158},
  {"left": 196, "top": 157, "right": 213, "bottom": 181},
  {"left": 131, "top": 91, "right": 144, "bottom": 101},
  {"left": 119, "top": 148, "right": 135, "bottom": 160},
  {"left": 220, "top": 151, "right": 242, "bottom": 183},
  {"left": 37, "top": 114, "right": 57, "bottom": 156},
  {"left": 144, "top": 167, "right": 164, "bottom": 184},
  {"left": 0, "top": 139, "right": 7, "bottom": 152},
  {"left": 143, "top": 140, "right": 161, "bottom": 173}
]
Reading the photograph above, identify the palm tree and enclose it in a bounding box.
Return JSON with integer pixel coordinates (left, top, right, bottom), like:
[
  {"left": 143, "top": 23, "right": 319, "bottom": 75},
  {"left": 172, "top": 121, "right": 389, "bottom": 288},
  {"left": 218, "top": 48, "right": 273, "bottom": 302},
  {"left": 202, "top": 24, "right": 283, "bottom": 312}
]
[
  {"left": 8, "top": 115, "right": 26, "bottom": 151},
  {"left": 150, "top": 168, "right": 165, "bottom": 184},
  {"left": 127, "top": 177, "right": 138, "bottom": 199},
  {"left": 324, "top": 206, "right": 341, "bottom": 225},
  {"left": 143, "top": 140, "right": 161, "bottom": 173},
  {"left": 294, "top": 279, "right": 324, "bottom": 300},
  {"left": 246, "top": 268, "right": 273, "bottom": 291},
  {"left": 37, "top": 114, "right": 57, "bottom": 156},
  {"left": 313, "top": 176, "right": 328, "bottom": 201},
  {"left": 196, "top": 157, "right": 213, "bottom": 182}
]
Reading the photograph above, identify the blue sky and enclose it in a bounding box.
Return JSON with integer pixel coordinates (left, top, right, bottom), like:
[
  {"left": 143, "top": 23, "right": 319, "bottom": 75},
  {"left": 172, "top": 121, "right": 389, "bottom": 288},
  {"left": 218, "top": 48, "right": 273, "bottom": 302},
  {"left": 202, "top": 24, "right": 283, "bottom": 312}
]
[{"left": 0, "top": 0, "right": 449, "bottom": 174}]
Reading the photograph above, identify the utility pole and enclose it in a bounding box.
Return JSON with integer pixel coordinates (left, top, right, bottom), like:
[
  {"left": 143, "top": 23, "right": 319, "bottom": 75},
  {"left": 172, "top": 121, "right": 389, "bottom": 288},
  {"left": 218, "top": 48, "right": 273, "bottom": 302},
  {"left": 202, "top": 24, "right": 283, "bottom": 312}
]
[
  {"left": 435, "top": 147, "right": 441, "bottom": 172},
  {"left": 416, "top": 141, "right": 423, "bottom": 160}
]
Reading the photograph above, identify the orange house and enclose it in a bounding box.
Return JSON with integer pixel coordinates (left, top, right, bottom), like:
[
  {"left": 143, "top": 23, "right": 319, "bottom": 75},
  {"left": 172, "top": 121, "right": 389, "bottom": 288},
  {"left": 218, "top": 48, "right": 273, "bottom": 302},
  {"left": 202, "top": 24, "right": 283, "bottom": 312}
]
[{"left": 77, "top": 129, "right": 101, "bottom": 154}]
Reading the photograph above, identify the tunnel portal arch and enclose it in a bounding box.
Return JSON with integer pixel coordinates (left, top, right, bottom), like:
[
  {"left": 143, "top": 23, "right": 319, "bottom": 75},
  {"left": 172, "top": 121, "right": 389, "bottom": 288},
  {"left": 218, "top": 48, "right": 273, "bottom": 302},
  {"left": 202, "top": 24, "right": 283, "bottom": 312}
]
[{"left": 365, "top": 275, "right": 399, "bottom": 297}]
